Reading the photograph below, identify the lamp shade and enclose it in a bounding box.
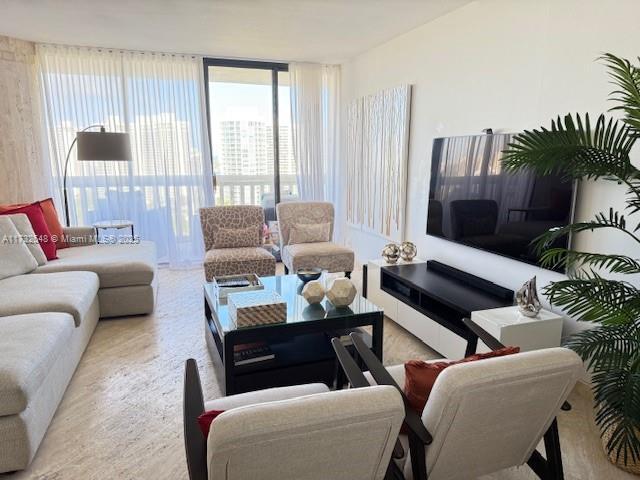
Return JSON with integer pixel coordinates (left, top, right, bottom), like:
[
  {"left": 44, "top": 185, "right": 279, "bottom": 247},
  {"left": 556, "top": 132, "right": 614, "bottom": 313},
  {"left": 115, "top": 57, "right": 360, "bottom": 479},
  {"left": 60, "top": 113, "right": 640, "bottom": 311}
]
[{"left": 76, "top": 131, "right": 132, "bottom": 162}]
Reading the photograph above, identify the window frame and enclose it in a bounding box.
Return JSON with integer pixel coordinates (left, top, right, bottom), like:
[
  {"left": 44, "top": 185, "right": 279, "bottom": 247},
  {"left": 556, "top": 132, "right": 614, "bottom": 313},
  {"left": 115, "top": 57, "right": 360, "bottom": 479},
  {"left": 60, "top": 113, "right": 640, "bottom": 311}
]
[{"left": 203, "top": 58, "right": 289, "bottom": 205}]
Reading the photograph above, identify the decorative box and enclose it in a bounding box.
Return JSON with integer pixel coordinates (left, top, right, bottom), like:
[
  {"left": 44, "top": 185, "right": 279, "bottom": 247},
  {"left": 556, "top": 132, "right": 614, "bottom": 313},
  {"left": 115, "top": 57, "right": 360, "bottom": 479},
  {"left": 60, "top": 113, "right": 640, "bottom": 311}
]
[
  {"left": 212, "top": 274, "right": 264, "bottom": 300},
  {"left": 227, "top": 290, "right": 287, "bottom": 328}
]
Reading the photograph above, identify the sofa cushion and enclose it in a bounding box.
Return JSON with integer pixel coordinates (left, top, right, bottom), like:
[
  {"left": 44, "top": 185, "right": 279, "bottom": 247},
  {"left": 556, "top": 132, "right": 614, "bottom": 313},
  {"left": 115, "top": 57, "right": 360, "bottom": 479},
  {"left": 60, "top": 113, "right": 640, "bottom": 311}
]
[
  {"left": 204, "top": 247, "right": 275, "bottom": 281},
  {"left": 0, "top": 217, "right": 38, "bottom": 280},
  {"left": 282, "top": 242, "right": 354, "bottom": 274},
  {"left": 0, "top": 312, "right": 75, "bottom": 416},
  {"left": 0, "top": 271, "right": 99, "bottom": 326},
  {"left": 35, "top": 241, "right": 156, "bottom": 288},
  {"left": 7, "top": 214, "right": 47, "bottom": 266}
]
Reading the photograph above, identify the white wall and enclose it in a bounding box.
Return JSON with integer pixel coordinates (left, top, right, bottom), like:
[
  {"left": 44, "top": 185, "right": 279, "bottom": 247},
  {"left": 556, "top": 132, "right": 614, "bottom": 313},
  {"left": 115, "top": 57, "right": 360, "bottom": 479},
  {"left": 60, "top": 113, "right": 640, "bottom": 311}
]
[{"left": 341, "top": 0, "right": 640, "bottom": 338}]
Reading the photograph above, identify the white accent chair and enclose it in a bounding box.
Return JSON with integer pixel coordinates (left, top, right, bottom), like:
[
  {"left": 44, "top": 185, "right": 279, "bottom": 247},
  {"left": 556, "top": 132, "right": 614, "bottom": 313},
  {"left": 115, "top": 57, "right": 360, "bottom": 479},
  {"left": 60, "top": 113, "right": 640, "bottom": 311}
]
[
  {"left": 333, "top": 319, "right": 584, "bottom": 480},
  {"left": 183, "top": 359, "right": 405, "bottom": 480}
]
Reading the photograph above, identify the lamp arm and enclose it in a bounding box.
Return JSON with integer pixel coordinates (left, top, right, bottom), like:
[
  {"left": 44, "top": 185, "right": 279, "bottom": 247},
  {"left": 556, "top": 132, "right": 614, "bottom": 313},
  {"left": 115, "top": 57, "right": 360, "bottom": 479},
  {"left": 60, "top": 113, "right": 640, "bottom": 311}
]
[{"left": 62, "top": 124, "right": 104, "bottom": 227}]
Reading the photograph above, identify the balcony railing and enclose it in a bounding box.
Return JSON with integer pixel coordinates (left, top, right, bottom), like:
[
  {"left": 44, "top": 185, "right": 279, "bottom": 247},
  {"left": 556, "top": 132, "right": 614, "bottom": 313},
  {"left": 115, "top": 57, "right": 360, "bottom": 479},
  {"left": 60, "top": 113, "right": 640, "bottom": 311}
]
[
  {"left": 214, "top": 174, "right": 298, "bottom": 207},
  {"left": 65, "top": 173, "right": 298, "bottom": 226}
]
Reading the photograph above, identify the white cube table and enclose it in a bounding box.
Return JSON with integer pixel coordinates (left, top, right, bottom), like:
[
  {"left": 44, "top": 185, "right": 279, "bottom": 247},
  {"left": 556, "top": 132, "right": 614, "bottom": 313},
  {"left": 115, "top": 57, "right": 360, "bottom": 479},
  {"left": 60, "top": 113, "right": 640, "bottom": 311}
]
[{"left": 471, "top": 306, "right": 563, "bottom": 352}]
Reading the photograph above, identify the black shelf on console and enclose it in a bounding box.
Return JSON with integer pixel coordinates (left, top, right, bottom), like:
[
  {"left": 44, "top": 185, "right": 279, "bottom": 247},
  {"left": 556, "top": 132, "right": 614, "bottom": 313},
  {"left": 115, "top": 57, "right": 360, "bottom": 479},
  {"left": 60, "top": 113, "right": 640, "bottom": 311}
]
[{"left": 380, "top": 260, "right": 514, "bottom": 339}]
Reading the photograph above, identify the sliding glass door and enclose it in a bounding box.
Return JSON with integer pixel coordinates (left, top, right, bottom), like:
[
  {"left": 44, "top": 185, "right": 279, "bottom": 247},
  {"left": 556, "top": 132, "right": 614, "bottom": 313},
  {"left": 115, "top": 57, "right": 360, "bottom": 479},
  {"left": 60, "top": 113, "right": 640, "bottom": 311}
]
[{"left": 204, "top": 60, "right": 297, "bottom": 222}]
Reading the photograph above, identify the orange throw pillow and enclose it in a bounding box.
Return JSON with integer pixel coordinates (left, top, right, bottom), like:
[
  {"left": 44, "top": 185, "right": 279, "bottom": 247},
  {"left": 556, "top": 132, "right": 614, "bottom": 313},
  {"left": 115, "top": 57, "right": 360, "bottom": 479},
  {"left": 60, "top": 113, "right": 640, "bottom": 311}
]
[
  {"left": 38, "top": 198, "right": 67, "bottom": 249},
  {"left": 404, "top": 346, "right": 520, "bottom": 416}
]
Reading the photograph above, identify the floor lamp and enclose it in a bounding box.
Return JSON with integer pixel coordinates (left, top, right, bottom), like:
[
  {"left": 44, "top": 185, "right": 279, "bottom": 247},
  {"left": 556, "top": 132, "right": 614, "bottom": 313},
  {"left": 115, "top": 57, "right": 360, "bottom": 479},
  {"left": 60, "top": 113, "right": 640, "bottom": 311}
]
[{"left": 62, "top": 125, "right": 132, "bottom": 227}]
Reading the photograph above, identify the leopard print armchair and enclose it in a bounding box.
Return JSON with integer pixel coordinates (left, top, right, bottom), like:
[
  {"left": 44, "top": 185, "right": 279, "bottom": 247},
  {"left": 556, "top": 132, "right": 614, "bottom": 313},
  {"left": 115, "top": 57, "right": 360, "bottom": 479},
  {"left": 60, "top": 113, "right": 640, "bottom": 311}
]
[{"left": 199, "top": 206, "right": 276, "bottom": 281}]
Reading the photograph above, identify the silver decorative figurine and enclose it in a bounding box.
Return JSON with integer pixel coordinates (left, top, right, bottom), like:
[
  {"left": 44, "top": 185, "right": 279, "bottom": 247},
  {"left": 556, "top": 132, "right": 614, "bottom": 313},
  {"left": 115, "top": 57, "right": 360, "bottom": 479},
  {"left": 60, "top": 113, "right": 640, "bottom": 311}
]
[
  {"left": 381, "top": 243, "right": 400, "bottom": 263},
  {"left": 400, "top": 241, "right": 417, "bottom": 262},
  {"left": 516, "top": 276, "right": 542, "bottom": 317}
]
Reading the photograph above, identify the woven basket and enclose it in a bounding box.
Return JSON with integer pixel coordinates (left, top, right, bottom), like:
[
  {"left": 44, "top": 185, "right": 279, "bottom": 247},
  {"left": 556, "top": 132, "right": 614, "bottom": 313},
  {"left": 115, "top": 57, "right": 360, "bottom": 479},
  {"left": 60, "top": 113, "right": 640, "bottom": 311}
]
[{"left": 601, "top": 423, "right": 640, "bottom": 475}]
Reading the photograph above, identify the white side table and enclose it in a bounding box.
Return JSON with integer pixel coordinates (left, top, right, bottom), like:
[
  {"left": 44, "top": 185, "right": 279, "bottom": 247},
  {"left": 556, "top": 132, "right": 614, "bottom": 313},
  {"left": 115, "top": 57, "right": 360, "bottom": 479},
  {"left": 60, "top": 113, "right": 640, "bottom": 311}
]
[
  {"left": 93, "top": 220, "right": 134, "bottom": 244},
  {"left": 471, "top": 306, "right": 563, "bottom": 352}
]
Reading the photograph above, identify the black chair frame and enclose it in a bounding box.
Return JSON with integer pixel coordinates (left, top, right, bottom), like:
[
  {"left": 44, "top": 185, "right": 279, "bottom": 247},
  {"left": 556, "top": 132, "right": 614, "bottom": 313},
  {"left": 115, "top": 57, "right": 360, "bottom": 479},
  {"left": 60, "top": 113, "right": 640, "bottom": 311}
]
[{"left": 184, "top": 358, "right": 208, "bottom": 480}]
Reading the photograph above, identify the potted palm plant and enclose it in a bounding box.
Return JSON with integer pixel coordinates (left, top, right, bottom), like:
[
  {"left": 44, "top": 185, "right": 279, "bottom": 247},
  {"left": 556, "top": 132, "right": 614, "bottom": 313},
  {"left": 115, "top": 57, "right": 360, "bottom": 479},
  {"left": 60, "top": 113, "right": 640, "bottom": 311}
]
[{"left": 502, "top": 53, "right": 640, "bottom": 473}]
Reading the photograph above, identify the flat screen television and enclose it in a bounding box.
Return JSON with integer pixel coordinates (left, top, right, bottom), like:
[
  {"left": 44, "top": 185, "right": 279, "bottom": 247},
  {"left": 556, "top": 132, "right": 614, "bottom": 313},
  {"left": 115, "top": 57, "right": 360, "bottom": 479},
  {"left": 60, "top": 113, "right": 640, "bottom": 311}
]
[{"left": 426, "top": 133, "right": 576, "bottom": 271}]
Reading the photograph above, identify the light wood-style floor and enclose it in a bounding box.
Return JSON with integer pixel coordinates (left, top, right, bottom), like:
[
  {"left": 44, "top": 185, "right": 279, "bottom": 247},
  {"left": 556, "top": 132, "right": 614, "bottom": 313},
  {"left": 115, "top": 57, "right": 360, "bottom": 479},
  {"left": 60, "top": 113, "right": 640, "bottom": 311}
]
[{"left": 2, "top": 266, "right": 633, "bottom": 479}]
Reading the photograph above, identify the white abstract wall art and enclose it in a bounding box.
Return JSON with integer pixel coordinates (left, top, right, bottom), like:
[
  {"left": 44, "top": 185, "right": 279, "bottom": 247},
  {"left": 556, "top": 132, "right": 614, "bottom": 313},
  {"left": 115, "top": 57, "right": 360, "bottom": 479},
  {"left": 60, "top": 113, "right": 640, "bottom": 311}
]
[{"left": 346, "top": 84, "right": 411, "bottom": 241}]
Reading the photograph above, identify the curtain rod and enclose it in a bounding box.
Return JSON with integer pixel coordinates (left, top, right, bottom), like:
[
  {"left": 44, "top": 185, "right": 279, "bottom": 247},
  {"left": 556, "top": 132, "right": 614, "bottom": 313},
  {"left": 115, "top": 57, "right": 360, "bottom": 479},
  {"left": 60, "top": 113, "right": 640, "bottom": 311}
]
[
  {"left": 36, "top": 42, "right": 293, "bottom": 65},
  {"left": 37, "top": 42, "right": 202, "bottom": 60}
]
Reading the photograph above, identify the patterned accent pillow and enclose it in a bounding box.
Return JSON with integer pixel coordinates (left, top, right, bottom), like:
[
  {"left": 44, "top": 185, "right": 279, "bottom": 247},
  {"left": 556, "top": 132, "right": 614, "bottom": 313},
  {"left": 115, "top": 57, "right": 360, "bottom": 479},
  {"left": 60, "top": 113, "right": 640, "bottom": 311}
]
[
  {"left": 214, "top": 226, "right": 260, "bottom": 249},
  {"left": 288, "top": 222, "right": 331, "bottom": 245}
]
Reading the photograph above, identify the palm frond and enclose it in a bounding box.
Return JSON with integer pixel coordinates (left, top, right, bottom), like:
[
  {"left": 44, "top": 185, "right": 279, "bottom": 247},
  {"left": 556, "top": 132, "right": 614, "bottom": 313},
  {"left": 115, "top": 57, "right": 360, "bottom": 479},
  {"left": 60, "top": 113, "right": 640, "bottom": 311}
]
[
  {"left": 502, "top": 113, "right": 637, "bottom": 181},
  {"left": 565, "top": 322, "right": 640, "bottom": 372},
  {"left": 543, "top": 272, "right": 640, "bottom": 325},
  {"left": 627, "top": 180, "right": 640, "bottom": 222},
  {"left": 533, "top": 208, "right": 640, "bottom": 254},
  {"left": 601, "top": 53, "right": 640, "bottom": 135},
  {"left": 539, "top": 248, "right": 640, "bottom": 274},
  {"left": 509, "top": 53, "right": 640, "bottom": 468},
  {"left": 592, "top": 367, "right": 640, "bottom": 464}
]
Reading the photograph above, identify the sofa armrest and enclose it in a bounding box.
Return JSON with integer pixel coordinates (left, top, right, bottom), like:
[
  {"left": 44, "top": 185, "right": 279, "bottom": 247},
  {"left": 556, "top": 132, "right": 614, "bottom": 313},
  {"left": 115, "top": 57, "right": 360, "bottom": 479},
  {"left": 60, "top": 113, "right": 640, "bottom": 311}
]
[{"left": 63, "top": 226, "right": 96, "bottom": 247}]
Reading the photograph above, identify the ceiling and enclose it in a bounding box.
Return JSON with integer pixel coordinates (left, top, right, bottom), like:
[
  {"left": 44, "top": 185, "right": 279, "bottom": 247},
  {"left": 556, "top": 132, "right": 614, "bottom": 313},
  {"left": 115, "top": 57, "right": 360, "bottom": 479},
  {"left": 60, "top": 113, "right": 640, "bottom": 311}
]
[{"left": 0, "top": 0, "right": 472, "bottom": 63}]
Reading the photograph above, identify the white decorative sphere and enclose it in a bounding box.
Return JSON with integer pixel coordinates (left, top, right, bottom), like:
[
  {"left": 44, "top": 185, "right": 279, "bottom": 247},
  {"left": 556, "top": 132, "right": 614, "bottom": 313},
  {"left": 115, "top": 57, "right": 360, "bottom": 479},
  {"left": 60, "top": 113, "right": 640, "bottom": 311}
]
[
  {"left": 302, "top": 280, "right": 325, "bottom": 304},
  {"left": 326, "top": 277, "right": 357, "bottom": 307},
  {"left": 400, "top": 241, "right": 417, "bottom": 261},
  {"left": 381, "top": 243, "right": 400, "bottom": 264}
]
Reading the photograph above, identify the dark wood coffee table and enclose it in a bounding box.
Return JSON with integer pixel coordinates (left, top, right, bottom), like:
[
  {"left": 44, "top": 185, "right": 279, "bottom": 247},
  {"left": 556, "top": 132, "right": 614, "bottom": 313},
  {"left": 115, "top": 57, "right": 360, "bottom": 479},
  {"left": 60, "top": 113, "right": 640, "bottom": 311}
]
[{"left": 204, "top": 274, "right": 383, "bottom": 395}]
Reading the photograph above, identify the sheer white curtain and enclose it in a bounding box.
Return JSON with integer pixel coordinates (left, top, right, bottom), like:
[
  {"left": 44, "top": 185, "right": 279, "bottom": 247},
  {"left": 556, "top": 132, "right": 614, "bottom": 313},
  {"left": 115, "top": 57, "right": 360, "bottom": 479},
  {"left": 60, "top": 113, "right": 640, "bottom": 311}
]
[
  {"left": 37, "top": 44, "right": 214, "bottom": 266},
  {"left": 289, "top": 63, "right": 340, "bottom": 204}
]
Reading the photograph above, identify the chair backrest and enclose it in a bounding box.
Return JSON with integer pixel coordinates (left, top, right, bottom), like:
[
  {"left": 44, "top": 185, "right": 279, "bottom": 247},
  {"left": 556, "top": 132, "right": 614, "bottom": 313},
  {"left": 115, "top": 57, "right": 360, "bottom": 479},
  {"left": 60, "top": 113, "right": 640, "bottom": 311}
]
[
  {"left": 199, "top": 205, "right": 265, "bottom": 251},
  {"left": 275, "top": 201, "right": 335, "bottom": 248},
  {"left": 422, "top": 347, "right": 583, "bottom": 480},
  {"left": 206, "top": 385, "right": 404, "bottom": 480}
]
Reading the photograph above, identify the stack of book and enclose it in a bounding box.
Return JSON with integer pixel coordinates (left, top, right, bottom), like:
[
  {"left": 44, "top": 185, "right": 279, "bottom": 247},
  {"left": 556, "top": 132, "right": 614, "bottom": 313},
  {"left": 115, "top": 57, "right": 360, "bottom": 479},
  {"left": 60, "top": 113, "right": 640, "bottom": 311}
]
[{"left": 233, "top": 342, "right": 275, "bottom": 366}]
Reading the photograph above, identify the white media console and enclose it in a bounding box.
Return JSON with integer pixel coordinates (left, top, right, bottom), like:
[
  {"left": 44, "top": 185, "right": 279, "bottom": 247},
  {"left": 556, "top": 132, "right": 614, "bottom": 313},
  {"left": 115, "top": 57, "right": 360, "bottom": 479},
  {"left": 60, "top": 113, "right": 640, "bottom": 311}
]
[{"left": 365, "top": 258, "right": 563, "bottom": 358}]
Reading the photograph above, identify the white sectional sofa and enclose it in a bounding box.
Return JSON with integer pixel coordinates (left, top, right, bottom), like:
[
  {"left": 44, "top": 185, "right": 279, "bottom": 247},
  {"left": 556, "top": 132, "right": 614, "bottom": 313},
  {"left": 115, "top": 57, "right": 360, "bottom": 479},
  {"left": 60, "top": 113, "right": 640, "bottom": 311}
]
[
  {"left": 0, "top": 226, "right": 156, "bottom": 472},
  {"left": 35, "top": 227, "right": 157, "bottom": 317}
]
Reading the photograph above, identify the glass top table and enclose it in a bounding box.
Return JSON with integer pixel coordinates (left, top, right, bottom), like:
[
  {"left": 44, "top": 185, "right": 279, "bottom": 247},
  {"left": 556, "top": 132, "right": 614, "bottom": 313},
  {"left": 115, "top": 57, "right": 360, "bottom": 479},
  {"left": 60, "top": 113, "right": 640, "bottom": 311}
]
[
  {"left": 204, "top": 274, "right": 381, "bottom": 335},
  {"left": 203, "top": 274, "right": 384, "bottom": 395}
]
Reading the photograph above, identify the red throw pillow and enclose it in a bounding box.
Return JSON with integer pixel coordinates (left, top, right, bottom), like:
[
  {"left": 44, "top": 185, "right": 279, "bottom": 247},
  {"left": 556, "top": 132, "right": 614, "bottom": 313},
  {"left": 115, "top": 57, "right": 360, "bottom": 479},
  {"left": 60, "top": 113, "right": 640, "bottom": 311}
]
[
  {"left": 1, "top": 203, "right": 58, "bottom": 260},
  {"left": 38, "top": 198, "right": 67, "bottom": 249},
  {"left": 197, "top": 410, "right": 225, "bottom": 437},
  {"left": 404, "top": 346, "right": 520, "bottom": 416}
]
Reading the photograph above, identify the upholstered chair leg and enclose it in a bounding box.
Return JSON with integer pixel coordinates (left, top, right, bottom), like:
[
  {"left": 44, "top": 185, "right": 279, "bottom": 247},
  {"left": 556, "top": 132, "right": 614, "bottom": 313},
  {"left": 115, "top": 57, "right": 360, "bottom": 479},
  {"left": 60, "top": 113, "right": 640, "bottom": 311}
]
[{"left": 345, "top": 271, "right": 351, "bottom": 278}]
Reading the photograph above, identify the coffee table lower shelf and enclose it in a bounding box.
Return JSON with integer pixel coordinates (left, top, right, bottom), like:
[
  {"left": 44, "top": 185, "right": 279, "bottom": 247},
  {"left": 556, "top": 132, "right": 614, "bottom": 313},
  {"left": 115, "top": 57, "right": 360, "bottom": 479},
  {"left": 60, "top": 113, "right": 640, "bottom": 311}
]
[{"left": 205, "top": 316, "right": 379, "bottom": 395}]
